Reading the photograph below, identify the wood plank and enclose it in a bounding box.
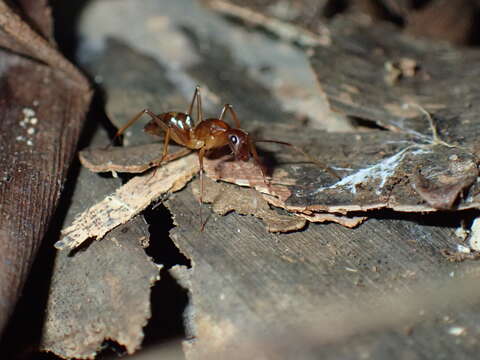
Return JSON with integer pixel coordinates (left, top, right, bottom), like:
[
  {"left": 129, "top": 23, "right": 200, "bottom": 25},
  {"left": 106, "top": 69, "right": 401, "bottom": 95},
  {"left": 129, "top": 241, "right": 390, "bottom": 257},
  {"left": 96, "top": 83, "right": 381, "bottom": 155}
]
[
  {"left": 41, "top": 129, "right": 161, "bottom": 358},
  {"left": 167, "top": 184, "right": 480, "bottom": 358}
]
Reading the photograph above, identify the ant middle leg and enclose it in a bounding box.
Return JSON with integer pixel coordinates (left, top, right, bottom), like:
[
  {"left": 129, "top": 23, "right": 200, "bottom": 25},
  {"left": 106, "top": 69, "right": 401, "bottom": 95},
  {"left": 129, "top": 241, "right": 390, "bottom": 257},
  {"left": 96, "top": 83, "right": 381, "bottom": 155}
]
[
  {"left": 219, "top": 104, "right": 241, "bottom": 128},
  {"left": 187, "top": 86, "right": 204, "bottom": 126}
]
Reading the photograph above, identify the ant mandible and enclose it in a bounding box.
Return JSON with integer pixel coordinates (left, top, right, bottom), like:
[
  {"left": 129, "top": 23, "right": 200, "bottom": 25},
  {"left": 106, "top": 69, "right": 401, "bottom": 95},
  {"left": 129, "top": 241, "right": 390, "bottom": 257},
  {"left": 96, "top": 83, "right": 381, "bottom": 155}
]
[{"left": 113, "top": 86, "right": 339, "bottom": 230}]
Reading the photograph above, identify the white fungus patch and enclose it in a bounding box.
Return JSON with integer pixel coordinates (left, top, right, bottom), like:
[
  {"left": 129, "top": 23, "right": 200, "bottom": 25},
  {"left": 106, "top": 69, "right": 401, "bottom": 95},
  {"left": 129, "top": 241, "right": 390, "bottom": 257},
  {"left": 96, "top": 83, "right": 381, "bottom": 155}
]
[
  {"left": 456, "top": 244, "right": 471, "bottom": 254},
  {"left": 318, "top": 147, "right": 410, "bottom": 195},
  {"left": 314, "top": 145, "right": 434, "bottom": 196},
  {"left": 448, "top": 326, "right": 466, "bottom": 336},
  {"left": 22, "top": 107, "right": 35, "bottom": 118},
  {"left": 18, "top": 106, "right": 38, "bottom": 146}
]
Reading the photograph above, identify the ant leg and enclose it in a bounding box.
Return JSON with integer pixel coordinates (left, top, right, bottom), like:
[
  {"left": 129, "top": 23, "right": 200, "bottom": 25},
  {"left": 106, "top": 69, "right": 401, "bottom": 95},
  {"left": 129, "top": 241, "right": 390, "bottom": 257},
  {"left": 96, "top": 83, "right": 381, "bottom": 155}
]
[
  {"left": 186, "top": 85, "right": 203, "bottom": 127},
  {"left": 108, "top": 109, "right": 169, "bottom": 148},
  {"left": 198, "top": 147, "right": 207, "bottom": 231},
  {"left": 219, "top": 104, "right": 241, "bottom": 128},
  {"left": 148, "top": 124, "right": 173, "bottom": 182},
  {"left": 187, "top": 86, "right": 201, "bottom": 115},
  {"left": 255, "top": 139, "right": 340, "bottom": 179},
  {"left": 196, "top": 86, "right": 203, "bottom": 124},
  {"left": 160, "top": 127, "right": 172, "bottom": 164},
  {"left": 248, "top": 138, "right": 272, "bottom": 192}
]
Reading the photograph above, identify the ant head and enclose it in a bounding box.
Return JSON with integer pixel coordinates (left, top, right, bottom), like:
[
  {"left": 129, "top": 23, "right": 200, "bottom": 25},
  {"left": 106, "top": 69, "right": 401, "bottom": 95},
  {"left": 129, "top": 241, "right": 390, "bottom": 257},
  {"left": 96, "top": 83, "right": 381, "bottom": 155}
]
[{"left": 226, "top": 129, "right": 250, "bottom": 161}]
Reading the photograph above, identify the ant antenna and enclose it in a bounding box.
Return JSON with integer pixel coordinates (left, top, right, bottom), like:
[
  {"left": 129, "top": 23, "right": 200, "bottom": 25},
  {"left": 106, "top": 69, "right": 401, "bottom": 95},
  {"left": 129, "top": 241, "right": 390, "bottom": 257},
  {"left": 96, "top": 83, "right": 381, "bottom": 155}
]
[{"left": 255, "top": 139, "right": 340, "bottom": 179}]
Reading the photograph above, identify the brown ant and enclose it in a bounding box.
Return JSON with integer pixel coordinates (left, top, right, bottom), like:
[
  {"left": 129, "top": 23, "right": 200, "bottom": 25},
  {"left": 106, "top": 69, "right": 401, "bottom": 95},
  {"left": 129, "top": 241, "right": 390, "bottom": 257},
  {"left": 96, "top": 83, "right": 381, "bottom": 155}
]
[{"left": 112, "top": 86, "right": 339, "bottom": 230}]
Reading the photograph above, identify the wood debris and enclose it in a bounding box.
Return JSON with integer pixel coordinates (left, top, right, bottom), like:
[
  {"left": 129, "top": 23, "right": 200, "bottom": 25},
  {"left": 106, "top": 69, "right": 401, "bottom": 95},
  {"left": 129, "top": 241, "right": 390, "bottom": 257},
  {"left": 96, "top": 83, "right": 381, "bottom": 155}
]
[{"left": 55, "top": 153, "right": 198, "bottom": 250}]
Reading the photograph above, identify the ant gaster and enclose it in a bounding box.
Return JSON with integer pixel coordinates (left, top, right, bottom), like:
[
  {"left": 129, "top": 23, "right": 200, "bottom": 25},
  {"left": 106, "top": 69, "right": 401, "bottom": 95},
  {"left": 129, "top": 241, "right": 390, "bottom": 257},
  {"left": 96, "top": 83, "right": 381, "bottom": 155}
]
[{"left": 113, "top": 86, "right": 339, "bottom": 230}]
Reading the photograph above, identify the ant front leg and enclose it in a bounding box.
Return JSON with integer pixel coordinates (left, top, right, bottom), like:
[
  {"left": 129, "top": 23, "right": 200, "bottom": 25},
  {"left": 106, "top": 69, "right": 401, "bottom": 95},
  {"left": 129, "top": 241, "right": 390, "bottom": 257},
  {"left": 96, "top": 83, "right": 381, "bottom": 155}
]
[
  {"left": 255, "top": 139, "right": 340, "bottom": 179},
  {"left": 247, "top": 138, "right": 272, "bottom": 193}
]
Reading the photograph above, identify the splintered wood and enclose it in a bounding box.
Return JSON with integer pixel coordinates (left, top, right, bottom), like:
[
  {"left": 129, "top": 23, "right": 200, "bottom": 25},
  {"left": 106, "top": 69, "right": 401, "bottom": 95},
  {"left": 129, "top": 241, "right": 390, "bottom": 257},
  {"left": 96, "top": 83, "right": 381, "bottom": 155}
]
[{"left": 55, "top": 153, "right": 198, "bottom": 250}]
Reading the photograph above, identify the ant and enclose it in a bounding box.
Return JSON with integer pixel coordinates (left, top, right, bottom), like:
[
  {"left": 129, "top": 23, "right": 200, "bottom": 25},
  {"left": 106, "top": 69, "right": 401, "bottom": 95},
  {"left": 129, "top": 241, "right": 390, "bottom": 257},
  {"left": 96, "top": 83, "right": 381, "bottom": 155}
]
[{"left": 112, "top": 86, "right": 339, "bottom": 230}]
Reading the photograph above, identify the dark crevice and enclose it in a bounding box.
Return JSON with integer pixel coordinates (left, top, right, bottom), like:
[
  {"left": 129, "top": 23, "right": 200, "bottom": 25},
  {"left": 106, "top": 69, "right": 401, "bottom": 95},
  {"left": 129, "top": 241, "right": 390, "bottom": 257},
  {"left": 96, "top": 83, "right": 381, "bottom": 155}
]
[
  {"left": 368, "top": 0, "right": 405, "bottom": 26},
  {"left": 0, "top": 234, "right": 57, "bottom": 360},
  {"left": 349, "top": 116, "right": 389, "bottom": 131},
  {"left": 143, "top": 204, "right": 191, "bottom": 268},
  {"left": 324, "top": 0, "right": 348, "bottom": 19},
  {"left": 97, "top": 340, "right": 128, "bottom": 358},
  {"left": 468, "top": 9, "right": 480, "bottom": 46},
  {"left": 347, "top": 208, "right": 479, "bottom": 230},
  {"left": 141, "top": 205, "right": 191, "bottom": 347},
  {"left": 50, "top": 0, "right": 92, "bottom": 63},
  {"left": 142, "top": 269, "right": 189, "bottom": 347}
]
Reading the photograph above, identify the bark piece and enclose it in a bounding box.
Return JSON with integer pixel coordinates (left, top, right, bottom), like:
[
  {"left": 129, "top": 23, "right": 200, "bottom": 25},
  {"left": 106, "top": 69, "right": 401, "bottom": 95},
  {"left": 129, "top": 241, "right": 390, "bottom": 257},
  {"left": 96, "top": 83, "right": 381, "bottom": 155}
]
[
  {"left": 42, "top": 219, "right": 160, "bottom": 359},
  {"left": 55, "top": 153, "right": 199, "bottom": 251},
  {"left": 194, "top": 177, "right": 307, "bottom": 233},
  {"left": 80, "top": 143, "right": 191, "bottom": 173}
]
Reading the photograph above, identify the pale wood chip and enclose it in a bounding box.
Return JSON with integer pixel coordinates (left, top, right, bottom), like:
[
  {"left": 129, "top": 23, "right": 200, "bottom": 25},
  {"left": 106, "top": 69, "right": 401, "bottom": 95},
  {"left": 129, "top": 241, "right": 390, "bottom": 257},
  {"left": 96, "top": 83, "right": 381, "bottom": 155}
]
[{"left": 55, "top": 154, "right": 198, "bottom": 250}]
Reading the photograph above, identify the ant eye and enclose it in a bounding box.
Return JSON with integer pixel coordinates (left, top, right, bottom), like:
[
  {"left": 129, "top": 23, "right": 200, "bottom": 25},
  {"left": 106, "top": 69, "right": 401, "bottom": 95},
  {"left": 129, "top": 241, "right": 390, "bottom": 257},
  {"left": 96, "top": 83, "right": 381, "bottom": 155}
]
[{"left": 229, "top": 135, "right": 238, "bottom": 144}]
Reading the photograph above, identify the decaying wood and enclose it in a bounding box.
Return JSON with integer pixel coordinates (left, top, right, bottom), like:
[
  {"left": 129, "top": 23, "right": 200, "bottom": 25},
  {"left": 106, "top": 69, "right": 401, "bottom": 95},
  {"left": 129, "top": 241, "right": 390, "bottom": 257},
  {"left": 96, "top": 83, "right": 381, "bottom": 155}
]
[
  {"left": 310, "top": 21, "right": 480, "bottom": 151},
  {"left": 55, "top": 153, "right": 198, "bottom": 251},
  {"left": 203, "top": 0, "right": 330, "bottom": 46},
  {"left": 309, "top": 23, "right": 480, "bottom": 210},
  {"left": 167, "top": 184, "right": 480, "bottom": 359},
  {"left": 41, "top": 129, "right": 162, "bottom": 359},
  {"left": 0, "top": 1, "right": 91, "bottom": 338},
  {"left": 66, "top": 1, "right": 480, "bottom": 359},
  {"left": 42, "top": 218, "right": 159, "bottom": 359},
  {"left": 78, "top": 141, "right": 367, "bottom": 230},
  {"left": 206, "top": 0, "right": 477, "bottom": 47}
]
